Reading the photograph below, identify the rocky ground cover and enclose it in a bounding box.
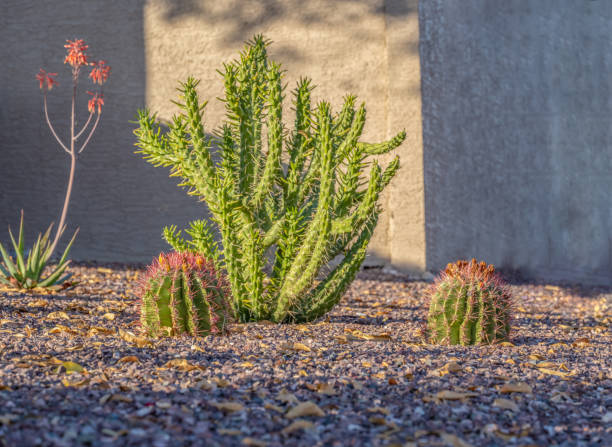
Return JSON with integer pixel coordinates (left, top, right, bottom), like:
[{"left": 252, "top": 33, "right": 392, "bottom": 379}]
[{"left": 0, "top": 264, "right": 610, "bottom": 446}]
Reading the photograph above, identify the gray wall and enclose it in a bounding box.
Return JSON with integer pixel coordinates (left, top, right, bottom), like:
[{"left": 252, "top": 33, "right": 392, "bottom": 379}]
[
  {"left": 0, "top": 1, "right": 208, "bottom": 264},
  {"left": 420, "top": 0, "right": 612, "bottom": 284}
]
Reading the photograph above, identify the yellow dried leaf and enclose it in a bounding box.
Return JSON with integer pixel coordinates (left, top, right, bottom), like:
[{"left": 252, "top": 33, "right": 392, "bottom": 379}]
[
  {"left": 241, "top": 438, "right": 267, "bottom": 447},
  {"left": 0, "top": 414, "right": 19, "bottom": 425},
  {"left": 438, "top": 432, "right": 474, "bottom": 447},
  {"left": 62, "top": 377, "right": 90, "bottom": 388},
  {"left": 58, "top": 361, "right": 86, "bottom": 375},
  {"left": 435, "top": 390, "right": 478, "bottom": 401},
  {"left": 285, "top": 401, "right": 325, "bottom": 419},
  {"left": 538, "top": 368, "right": 570, "bottom": 378},
  {"left": 88, "top": 326, "right": 114, "bottom": 336},
  {"left": 103, "top": 313, "right": 115, "bottom": 321},
  {"left": 164, "top": 358, "right": 201, "bottom": 372},
  {"left": 110, "top": 394, "right": 133, "bottom": 403},
  {"left": 368, "top": 416, "right": 387, "bottom": 425},
  {"left": 292, "top": 342, "right": 312, "bottom": 352},
  {"left": 572, "top": 337, "right": 590, "bottom": 347},
  {"left": 97, "top": 267, "right": 113, "bottom": 274},
  {"left": 500, "top": 383, "right": 532, "bottom": 394},
  {"left": 367, "top": 406, "right": 390, "bottom": 415},
  {"left": 117, "top": 356, "right": 140, "bottom": 364},
  {"left": 316, "top": 382, "right": 338, "bottom": 395},
  {"left": 282, "top": 419, "right": 314, "bottom": 434},
  {"left": 46, "top": 311, "right": 70, "bottom": 320},
  {"left": 212, "top": 401, "right": 244, "bottom": 413},
  {"left": 276, "top": 389, "right": 298, "bottom": 404},
  {"left": 217, "top": 429, "right": 241, "bottom": 436},
  {"left": 493, "top": 398, "right": 519, "bottom": 412},
  {"left": 118, "top": 329, "right": 153, "bottom": 348},
  {"left": 48, "top": 325, "right": 79, "bottom": 336},
  {"left": 498, "top": 341, "right": 515, "bottom": 347},
  {"left": 240, "top": 361, "right": 255, "bottom": 368},
  {"left": 27, "top": 299, "right": 48, "bottom": 307}
]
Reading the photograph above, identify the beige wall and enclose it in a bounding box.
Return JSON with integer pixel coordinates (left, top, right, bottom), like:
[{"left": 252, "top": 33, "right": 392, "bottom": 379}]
[{"left": 143, "top": 0, "right": 425, "bottom": 271}]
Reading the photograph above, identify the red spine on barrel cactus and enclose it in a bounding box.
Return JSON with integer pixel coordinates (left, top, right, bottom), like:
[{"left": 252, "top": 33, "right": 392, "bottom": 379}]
[
  {"left": 139, "top": 251, "right": 232, "bottom": 337},
  {"left": 426, "top": 259, "right": 513, "bottom": 345}
]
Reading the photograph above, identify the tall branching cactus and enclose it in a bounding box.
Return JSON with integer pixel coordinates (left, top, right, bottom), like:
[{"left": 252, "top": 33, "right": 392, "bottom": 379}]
[{"left": 134, "top": 36, "right": 405, "bottom": 323}]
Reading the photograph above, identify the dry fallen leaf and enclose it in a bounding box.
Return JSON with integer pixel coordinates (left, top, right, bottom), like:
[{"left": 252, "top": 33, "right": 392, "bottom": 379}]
[
  {"left": 367, "top": 406, "right": 390, "bottom": 415},
  {"left": 438, "top": 431, "right": 474, "bottom": 447},
  {"left": 0, "top": 414, "right": 19, "bottom": 425},
  {"left": 285, "top": 401, "right": 325, "bottom": 419},
  {"left": 46, "top": 311, "right": 70, "bottom": 320},
  {"left": 118, "top": 329, "right": 153, "bottom": 348},
  {"left": 500, "top": 383, "right": 532, "bottom": 394},
  {"left": 435, "top": 390, "right": 478, "bottom": 401},
  {"left": 117, "top": 356, "right": 140, "bottom": 364},
  {"left": 282, "top": 419, "right": 314, "bottom": 434},
  {"left": 241, "top": 438, "right": 267, "bottom": 447},
  {"left": 212, "top": 401, "right": 244, "bottom": 413},
  {"left": 48, "top": 325, "right": 80, "bottom": 336},
  {"left": 276, "top": 389, "right": 298, "bottom": 404},
  {"left": 62, "top": 377, "right": 90, "bottom": 388},
  {"left": 103, "top": 313, "right": 116, "bottom": 321},
  {"left": 57, "top": 361, "right": 86, "bottom": 375},
  {"left": 538, "top": 368, "right": 571, "bottom": 378},
  {"left": 493, "top": 398, "right": 519, "bottom": 412},
  {"left": 88, "top": 326, "right": 114, "bottom": 336},
  {"left": 163, "top": 358, "right": 202, "bottom": 372}
]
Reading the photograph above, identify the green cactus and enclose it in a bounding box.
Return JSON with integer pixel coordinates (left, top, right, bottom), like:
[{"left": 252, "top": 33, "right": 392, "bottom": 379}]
[
  {"left": 134, "top": 35, "right": 405, "bottom": 323},
  {"left": 139, "top": 251, "right": 232, "bottom": 337},
  {"left": 427, "top": 259, "right": 513, "bottom": 345}
]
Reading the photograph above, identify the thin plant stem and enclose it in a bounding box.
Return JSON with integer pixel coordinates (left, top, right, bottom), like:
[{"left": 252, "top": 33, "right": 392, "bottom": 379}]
[
  {"left": 43, "top": 93, "right": 70, "bottom": 154},
  {"left": 48, "top": 79, "right": 78, "bottom": 259},
  {"left": 75, "top": 111, "right": 93, "bottom": 140},
  {"left": 78, "top": 112, "right": 101, "bottom": 153}
]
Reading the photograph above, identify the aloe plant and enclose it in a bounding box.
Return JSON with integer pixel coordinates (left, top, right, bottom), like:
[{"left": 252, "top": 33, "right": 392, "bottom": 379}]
[
  {"left": 0, "top": 211, "right": 77, "bottom": 289},
  {"left": 134, "top": 35, "right": 405, "bottom": 323}
]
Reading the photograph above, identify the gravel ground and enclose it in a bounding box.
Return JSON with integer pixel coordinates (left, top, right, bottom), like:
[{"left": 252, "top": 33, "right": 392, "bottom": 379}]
[{"left": 0, "top": 263, "right": 610, "bottom": 447}]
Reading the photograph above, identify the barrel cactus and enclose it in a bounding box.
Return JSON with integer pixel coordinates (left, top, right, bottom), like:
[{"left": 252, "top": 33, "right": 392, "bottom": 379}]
[
  {"left": 426, "top": 259, "right": 512, "bottom": 345},
  {"left": 139, "top": 251, "right": 232, "bottom": 337}
]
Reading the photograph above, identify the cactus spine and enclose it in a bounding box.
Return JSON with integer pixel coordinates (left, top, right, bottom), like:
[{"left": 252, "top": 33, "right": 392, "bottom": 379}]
[
  {"left": 427, "top": 259, "right": 512, "bottom": 345},
  {"left": 140, "top": 252, "right": 231, "bottom": 337},
  {"left": 134, "top": 35, "right": 405, "bottom": 323}
]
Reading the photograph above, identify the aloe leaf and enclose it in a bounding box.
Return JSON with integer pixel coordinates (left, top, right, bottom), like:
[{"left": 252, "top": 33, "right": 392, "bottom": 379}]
[
  {"left": 37, "top": 260, "right": 71, "bottom": 288},
  {"left": 8, "top": 226, "right": 25, "bottom": 276},
  {"left": 56, "top": 228, "right": 78, "bottom": 267},
  {"left": 0, "top": 241, "right": 19, "bottom": 279}
]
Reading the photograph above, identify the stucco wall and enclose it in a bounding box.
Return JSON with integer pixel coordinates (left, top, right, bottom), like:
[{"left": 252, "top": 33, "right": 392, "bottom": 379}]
[
  {"left": 420, "top": 0, "right": 612, "bottom": 284},
  {"left": 0, "top": 1, "right": 424, "bottom": 270}
]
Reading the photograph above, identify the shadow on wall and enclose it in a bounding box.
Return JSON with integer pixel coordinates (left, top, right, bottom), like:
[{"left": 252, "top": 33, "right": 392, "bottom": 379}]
[{"left": 157, "top": 0, "right": 418, "bottom": 51}]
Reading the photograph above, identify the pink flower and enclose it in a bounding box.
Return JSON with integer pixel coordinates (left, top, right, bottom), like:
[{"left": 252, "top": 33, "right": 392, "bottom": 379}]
[
  {"left": 35, "top": 69, "right": 59, "bottom": 90},
  {"left": 87, "top": 91, "right": 104, "bottom": 114},
  {"left": 64, "top": 39, "right": 88, "bottom": 68},
  {"left": 89, "top": 60, "right": 111, "bottom": 85}
]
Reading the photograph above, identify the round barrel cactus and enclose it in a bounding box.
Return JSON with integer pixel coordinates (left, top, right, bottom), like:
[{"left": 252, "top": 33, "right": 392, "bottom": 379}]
[
  {"left": 426, "top": 259, "right": 512, "bottom": 345},
  {"left": 139, "top": 251, "right": 232, "bottom": 337}
]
